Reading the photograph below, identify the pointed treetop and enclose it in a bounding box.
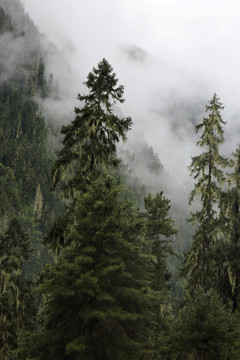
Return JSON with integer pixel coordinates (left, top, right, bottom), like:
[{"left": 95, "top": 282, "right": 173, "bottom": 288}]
[
  {"left": 79, "top": 58, "right": 125, "bottom": 107},
  {"left": 195, "top": 93, "right": 226, "bottom": 147}
]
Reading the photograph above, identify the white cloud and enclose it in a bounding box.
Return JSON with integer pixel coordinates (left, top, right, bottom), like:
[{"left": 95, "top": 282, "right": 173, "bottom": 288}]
[{"left": 23, "top": 0, "right": 240, "bottom": 183}]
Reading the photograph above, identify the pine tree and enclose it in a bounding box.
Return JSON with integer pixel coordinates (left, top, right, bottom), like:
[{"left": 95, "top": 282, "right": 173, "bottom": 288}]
[
  {"left": 51, "top": 58, "right": 132, "bottom": 199},
  {"left": 183, "top": 94, "right": 228, "bottom": 295}
]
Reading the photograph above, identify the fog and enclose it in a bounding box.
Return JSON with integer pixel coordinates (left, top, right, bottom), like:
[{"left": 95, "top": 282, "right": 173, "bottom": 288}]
[{"left": 23, "top": 0, "right": 240, "bottom": 186}]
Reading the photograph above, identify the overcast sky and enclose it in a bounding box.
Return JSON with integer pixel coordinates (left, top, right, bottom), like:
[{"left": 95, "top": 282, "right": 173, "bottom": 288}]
[{"left": 23, "top": 0, "right": 240, "bottom": 184}]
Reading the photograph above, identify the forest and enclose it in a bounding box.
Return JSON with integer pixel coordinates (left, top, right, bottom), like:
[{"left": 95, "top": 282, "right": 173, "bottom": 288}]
[{"left": 1, "top": 1, "right": 240, "bottom": 359}]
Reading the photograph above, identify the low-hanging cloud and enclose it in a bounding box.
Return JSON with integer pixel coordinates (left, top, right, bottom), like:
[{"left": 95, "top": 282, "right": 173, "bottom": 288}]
[
  {"left": 0, "top": 0, "right": 44, "bottom": 82},
  {"left": 0, "top": 33, "right": 27, "bottom": 82},
  {"left": 22, "top": 0, "right": 240, "bottom": 188}
]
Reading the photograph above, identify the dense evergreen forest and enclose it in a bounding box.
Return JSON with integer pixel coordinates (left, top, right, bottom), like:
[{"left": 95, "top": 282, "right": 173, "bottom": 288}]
[{"left": 1, "top": 1, "right": 240, "bottom": 359}]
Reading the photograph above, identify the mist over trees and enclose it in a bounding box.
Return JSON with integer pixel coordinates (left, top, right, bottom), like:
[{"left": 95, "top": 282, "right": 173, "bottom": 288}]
[{"left": 1, "top": 1, "right": 240, "bottom": 359}]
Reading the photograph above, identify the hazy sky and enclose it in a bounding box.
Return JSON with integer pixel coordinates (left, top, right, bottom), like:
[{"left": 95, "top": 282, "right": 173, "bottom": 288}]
[{"left": 23, "top": 0, "right": 240, "bottom": 183}]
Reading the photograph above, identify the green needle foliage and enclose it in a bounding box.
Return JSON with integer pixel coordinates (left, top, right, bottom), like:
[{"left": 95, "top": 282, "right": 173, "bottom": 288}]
[
  {"left": 0, "top": 163, "right": 21, "bottom": 222},
  {"left": 30, "top": 175, "right": 166, "bottom": 359},
  {"left": 0, "top": 219, "right": 35, "bottom": 359},
  {"left": 30, "top": 59, "right": 177, "bottom": 359},
  {"left": 183, "top": 94, "right": 228, "bottom": 295},
  {"left": 47, "top": 59, "right": 132, "bottom": 253},
  {"left": 216, "top": 145, "right": 240, "bottom": 310},
  {"left": 171, "top": 287, "right": 240, "bottom": 360},
  {"left": 51, "top": 58, "right": 132, "bottom": 199},
  {"left": 144, "top": 192, "right": 177, "bottom": 292}
]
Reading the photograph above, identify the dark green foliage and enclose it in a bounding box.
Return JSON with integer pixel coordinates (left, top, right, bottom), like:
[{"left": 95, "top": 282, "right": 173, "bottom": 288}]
[
  {"left": 30, "top": 174, "right": 165, "bottom": 360},
  {"left": 36, "top": 57, "right": 47, "bottom": 97},
  {"left": 4, "top": 3, "right": 240, "bottom": 357},
  {"left": 171, "top": 287, "right": 240, "bottom": 359},
  {"left": 44, "top": 211, "right": 69, "bottom": 254},
  {"left": 30, "top": 58, "right": 180, "bottom": 359},
  {"left": 51, "top": 58, "right": 132, "bottom": 198},
  {"left": 144, "top": 192, "right": 177, "bottom": 291},
  {"left": 119, "top": 143, "right": 190, "bottom": 298},
  {"left": 215, "top": 145, "right": 240, "bottom": 310},
  {"left": 0, "top": 68, "right": 58, "bottom": 277},
  {"left": 0, "top": 4, "right": 68, "bottom": 356},
  {"left": 0, "top": 3, "right": 51, "bottom": 205},
  {"left": 18, "top": 206, "right": 52, "bottom": 280},
  {"left": 143, "top": 192, "right": 178, "bottom": 357},
  {"left": 0, "top": 219, "right": 35, "bottom": 359},
  {"left": 0, "top": 44, "right": 59, "bottom": 255},
  {"left": 183, "top": 94, "right": 228, "bottom": 295},
  {"left": 0, "top": 1, "right": 64, "bottom": 277},
  {"left": 144, "top": 192, "right": 177, "bottom": 239},
  {"left": 0, "top": 163, "right": 20, "bottom": 219},
  {"left": 118, "top": 158, "right": 147, "bottom": 208},
  {"left": 0, "top": 83, "right": 48, "bottom": 202}
]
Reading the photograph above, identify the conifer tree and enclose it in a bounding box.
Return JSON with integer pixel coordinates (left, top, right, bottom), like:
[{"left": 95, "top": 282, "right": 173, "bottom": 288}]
[
  {"left": 47, "top": 59, "right": 132, "bottom": 253},
  {"left": 51, "top": 58, "right": 132, "bottom": 199},
  {"left": 183, "top": 94, "right": 228, "bottom": 295},
  {"left": 144, "top": 192, "right": 177, "bottom": 292},
  {"left": 143, "top": 192, "right": 177, "bottom": 357},
  {"left": 30, "top": 175, "right": 163, "bottom": 360},
  {"left": 31, "top": 60, "right": 176, "bottom": 359}
]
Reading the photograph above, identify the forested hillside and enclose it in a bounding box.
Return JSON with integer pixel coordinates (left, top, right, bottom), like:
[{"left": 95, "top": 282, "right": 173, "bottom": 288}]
[{"left": 1, "top": 1, "right": 240, "bottom": 359}]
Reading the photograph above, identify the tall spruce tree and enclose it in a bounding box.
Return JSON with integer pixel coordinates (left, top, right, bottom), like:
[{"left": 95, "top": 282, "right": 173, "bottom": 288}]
[
  {"left": 30, "top": 60, "right": 176, "bottom": 359},
  {"left": 51, "top": 58, "right": 132, "bottom": 199},
  {"left": 183, "top": 94, "right": 228, "bottom": 295},
  {"left": 47, "top": 58, "right": 132, "bottom": 253},
  {"left": 30, "top": 175, "right": 166, "bottom": 360}
]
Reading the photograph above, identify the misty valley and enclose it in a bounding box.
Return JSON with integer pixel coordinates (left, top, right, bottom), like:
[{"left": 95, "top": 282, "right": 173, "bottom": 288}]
[{"left": 1, "top": 1, "right": 240, "bottom": 359}]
